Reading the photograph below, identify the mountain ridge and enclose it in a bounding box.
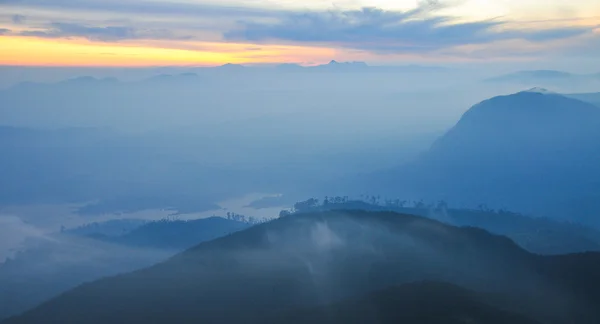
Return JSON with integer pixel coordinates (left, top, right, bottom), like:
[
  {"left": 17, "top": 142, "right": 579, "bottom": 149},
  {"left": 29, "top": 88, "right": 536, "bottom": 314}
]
[
  {"left": 4, "top": 210, "right": 600, "bottom": 324},
  {"left": 373, "top": 90, "right": 600, "bottom": 227}
]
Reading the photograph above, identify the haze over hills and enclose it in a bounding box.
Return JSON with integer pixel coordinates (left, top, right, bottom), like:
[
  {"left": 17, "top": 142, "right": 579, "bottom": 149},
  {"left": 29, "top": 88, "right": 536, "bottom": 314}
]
[
  {"left": 92, "top": 216, "right": 253, "bottom": 250},
  {"left": 486, "top": 70, "right": 574, "bottom": 82},
  {"left": 371, "top": 89, "right": 600, "bottom": 228},
  {"left": 5, "top": 211, "right": 600, "bottom": 324},
  {"left": 287, "top": 199, "right": 600, "bottom": 255},
  {"left": 567, "top": 91, "right": 600, "bottom": 107},
  {"left": 0, "top": 64, "right": 460, "bottom": 217},
  {"left": 483, "top": 70, "right": 600, "bottom": 94},
  {"left": 2, "top": 0, "right": 600, "bottom": 320},
  {"left": 0, "top": 217, "right": 251, "bottom": 321},
  {"left": 485, "top": 70, "right": 600, "bottom": 91},
  {"left": 0, "top": 61, "right": 448, "bottom": 89},
  {"left": 2, "top": 67, "right": 600, "bottom": 324}
]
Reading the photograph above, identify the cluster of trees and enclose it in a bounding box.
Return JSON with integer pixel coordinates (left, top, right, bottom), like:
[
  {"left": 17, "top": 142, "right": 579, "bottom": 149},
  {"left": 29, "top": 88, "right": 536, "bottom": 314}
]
[
  {"left": 280, "top": 194, "right": 521, "bottom": 220},
  {"left": 225, "top": 212, "right": 271, "bottom": 225}
]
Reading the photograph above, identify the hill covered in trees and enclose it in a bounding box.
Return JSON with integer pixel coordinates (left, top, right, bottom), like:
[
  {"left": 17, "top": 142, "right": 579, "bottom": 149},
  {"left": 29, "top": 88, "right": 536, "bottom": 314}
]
[
  {"left": 5, "top": 210, "right": 600, "bottom": 324},
  {"left": 284, "top": 198, "right": 600, "bottom": 255}
]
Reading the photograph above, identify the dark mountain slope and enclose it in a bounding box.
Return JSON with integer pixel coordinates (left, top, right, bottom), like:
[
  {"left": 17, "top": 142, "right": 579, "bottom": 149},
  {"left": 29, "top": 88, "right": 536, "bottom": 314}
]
[
  {"left": 375, "top": 90, "right": 600, "bottom": 226},
  {"left": 265, "top": 281, "right": 541, "bottom": 324},
  {"left": 5, "top": 211, "right": 600, "bottom": 324}
]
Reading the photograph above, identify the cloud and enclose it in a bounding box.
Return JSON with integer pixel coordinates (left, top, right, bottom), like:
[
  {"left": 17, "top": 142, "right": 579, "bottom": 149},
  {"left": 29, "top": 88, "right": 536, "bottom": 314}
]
[
  {"left": 0, "top": 0, "right": 282, "bottom": 19},
  {"left": 551, "top": 31, "right": 600, "bottom": 58},
  {"left": 12, "top": 14, "right": 25, "bottom": 24},
  {"left": 0, "top": 215, "right": 52, "bottom": 261},
  {"left": 224, "top": 7, "right": 592, "bottom": 53},
  {"left": 0, "top": 28, "right": 10, "bottom": 35},
  {"left": 19, "top": 22, "right": 193, "bottom": 42},
  {"left": 516, "top": 27, "right": 593, "bottom": 42},
  {"left": 0, "top": 0, "right": 595, "bottom": 57}
]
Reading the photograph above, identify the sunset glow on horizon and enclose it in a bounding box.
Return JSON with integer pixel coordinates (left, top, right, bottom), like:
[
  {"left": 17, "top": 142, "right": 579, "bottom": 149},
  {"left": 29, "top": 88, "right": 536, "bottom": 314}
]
[
  {"left": 0, "top": 0, "right": 599, "bottom": 67},
  {"left": 0, "top": 36, "right": 340, "bottom": 67}
]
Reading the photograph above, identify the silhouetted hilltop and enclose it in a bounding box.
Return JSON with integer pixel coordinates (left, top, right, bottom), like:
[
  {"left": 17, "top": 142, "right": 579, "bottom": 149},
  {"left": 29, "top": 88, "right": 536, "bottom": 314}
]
[
  {"left": 5, "top": 210, "right": 600, "bottom": 324},
  {"left": 217, "top": 63, "right": 245, "bottom": 70},
  {"left": 286, "top": 199, "right": 600, "bottom": 254},
  {"left": 426, "top": 90, "right": 600, "bottom": 162},
  {"left": 376, "top": 90, "right": 600, "bottom": 227},
  {"left": 312, "top": 60, "right": 369, "bottom": 71}
]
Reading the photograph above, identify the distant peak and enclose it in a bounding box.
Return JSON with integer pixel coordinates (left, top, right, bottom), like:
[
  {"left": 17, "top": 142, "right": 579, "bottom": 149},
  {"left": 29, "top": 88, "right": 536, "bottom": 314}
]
[
  {"left": 330, "top": 60, "right": 367, "bottom": 65},
  {"left": 521, "top": 87, "right": 557, "bottom": 95},
  {"left": 219, "top": 63, "right": 244, "bottom": 68},
  {"left": 321, "top": 60, "right": 368, "bottom": 68}
]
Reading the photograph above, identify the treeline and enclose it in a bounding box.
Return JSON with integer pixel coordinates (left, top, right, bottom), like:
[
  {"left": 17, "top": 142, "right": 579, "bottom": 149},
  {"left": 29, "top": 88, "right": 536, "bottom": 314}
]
[
  {"left": 225, "top": 212, "right": 274, "bottom": 225},
  {"left": 283, "top": 196, "right": 491, "bottom": 216}
]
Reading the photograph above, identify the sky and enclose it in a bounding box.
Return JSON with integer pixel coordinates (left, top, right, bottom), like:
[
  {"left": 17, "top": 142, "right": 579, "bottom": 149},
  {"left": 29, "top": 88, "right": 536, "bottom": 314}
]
[{"left": 0, "top": 0, "right": 599, "bottom": 66}]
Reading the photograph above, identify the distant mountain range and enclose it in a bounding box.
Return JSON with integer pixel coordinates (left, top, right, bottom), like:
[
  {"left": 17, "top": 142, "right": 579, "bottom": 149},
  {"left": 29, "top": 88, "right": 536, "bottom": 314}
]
[
  {"left": 485, "top": 70, "right": 600, "bottom": 84},
  {"left": 484, "top": 70, "right": 600, "bottom": 93},
  {"left": 567, "top": 91, "right": 600, "bottom": 107},
  {"left": 267, "top": 60, "right": 445, "bottom": 73},
  {"left": 2, "top": 61, "right": 446, "bottom": 89},
  {"left": 5, "top": 210, "right": 600, "bottom": 324},
  {"left": 373, "top": 89, "right": 600, "bottom": 227}
]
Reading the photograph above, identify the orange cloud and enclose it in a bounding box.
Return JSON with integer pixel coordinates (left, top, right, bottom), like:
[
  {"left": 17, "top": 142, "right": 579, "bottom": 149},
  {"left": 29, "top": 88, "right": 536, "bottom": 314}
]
[{"left": 0, "top": 36, "right": 335, "bottom": 66}]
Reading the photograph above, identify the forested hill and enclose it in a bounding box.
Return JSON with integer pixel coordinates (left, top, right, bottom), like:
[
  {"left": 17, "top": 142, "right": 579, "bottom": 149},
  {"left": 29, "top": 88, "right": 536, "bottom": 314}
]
[{"left": 5, "top": 210, "right": 600, "bottom": 324}]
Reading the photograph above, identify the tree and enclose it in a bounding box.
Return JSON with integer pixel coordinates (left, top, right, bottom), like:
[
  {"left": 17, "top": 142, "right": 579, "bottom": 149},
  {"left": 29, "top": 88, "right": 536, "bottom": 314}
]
[
  {"left": 293, "top": 198, "right": 319, "bottom": 213},
  {"left": 414, "top": 199, "right": 426, "bottom": 209},
  {"left": 279, "top": 210, "right": 292, "bottom": 218},
  {"left": 436, "top": 200, "right": 448, "bottom": 211}
]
